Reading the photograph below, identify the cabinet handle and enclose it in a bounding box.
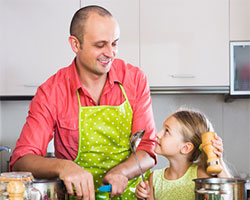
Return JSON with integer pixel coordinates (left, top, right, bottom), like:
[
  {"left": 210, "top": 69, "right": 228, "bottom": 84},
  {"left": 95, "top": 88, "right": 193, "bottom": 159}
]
[
  {"left": 170, "top": 74, "right": 196, "bottom": 78},
  {"left": 23, "top": 84, "right": 39, "bottom": 87}
]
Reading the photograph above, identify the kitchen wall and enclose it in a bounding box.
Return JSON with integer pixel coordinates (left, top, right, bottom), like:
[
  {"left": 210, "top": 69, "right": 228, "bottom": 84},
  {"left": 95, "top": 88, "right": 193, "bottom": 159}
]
[
  {"left": 1, "top": 95, "right": 250, "bottom": 177},
  {"left": 0, "top": 103, "right": 2, "bottom": 172},
  {"left": 151, "top": 94, "right": 250, "bottom": 178}
]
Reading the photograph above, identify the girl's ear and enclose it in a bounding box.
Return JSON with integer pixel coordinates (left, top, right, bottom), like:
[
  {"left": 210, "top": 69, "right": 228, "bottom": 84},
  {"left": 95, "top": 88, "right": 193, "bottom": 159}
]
[
  {"left": 69, "top": 36, "right": 81, "bottom": 53},
  {"left": 181, "top": 142, "right": 194, "bottom": 154}
]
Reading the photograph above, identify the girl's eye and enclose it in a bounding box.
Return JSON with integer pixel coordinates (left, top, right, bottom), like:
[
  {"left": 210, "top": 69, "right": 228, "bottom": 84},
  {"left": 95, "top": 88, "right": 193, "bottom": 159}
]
[{"left": 165, "top": 129, "right": 170, "bottom": 135}]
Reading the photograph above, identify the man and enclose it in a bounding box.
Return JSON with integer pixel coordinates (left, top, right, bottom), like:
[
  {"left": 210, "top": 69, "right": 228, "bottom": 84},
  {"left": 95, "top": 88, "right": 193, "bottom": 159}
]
[{"left": 11, "top": 5, "right": 156, "bottom": 200}]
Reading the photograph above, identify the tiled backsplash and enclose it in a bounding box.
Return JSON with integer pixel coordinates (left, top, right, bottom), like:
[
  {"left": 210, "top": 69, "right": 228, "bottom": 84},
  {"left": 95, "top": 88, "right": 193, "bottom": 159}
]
[
  {"left": 1, "top": 94, "right": 250, "bottom": 176},
  {"left": 151, "top": 94, "right": 250, "bottom": 177}
]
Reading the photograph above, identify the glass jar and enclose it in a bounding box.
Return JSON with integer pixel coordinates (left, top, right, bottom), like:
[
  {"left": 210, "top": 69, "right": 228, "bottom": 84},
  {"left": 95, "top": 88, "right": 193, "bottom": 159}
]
[{"left": 0, "top": 172, "right": 39, "bottom": 200}]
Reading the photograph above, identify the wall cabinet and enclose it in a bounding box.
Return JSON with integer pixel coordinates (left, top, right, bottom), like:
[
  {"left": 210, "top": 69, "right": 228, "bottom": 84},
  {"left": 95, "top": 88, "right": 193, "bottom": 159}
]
[
  {"left": 230, "top": 0, "right": 250, "bottom": 41},
  {"left": 0, "top": 0, "right": 79, "bottom": 96},
  {"left": 80, "top": 0, "right": 140, "bottom": 67},
  {"left": 140, "top": 0, "right": 229, "bottom": 87},
  {"left": 1, "top": 0, "right": 236, "bottom": 96}
]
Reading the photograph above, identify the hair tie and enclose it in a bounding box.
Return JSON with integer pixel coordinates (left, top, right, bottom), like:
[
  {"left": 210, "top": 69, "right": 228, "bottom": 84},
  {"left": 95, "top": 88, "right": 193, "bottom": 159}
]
[{"left": 199, "top": 144, "right": 202, "bottom": 151}]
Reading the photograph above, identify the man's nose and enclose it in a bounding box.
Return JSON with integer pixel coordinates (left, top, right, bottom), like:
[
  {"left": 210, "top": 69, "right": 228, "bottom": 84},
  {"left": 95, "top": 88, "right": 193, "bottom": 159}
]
[
  {"left": 104, "top": 45, "right": 116, "bottom": 58},
  {"left": 156, "top": 131, "right": 161, "bottom": 139}
]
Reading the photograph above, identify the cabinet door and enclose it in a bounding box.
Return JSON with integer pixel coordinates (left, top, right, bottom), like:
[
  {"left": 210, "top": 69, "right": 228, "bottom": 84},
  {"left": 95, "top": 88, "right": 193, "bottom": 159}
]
[
  {"left": 140, "top": 0, "right": 229, "bottom": 87},
  {"left": 80, "top": 0, "right": 140, "bottom": 67},
  {"left": 230, "top": 0, "right": 250, "bottom": 41},
  {"left": 0, "top": 0, "right": 79, "bottom": 96}
]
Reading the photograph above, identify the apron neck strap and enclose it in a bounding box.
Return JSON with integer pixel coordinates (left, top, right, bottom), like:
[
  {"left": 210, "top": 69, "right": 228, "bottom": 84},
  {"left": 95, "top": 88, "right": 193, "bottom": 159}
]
[
  {"left": 76, "top": 90, "right": 81, "bottom": 107},
  {"left": 119, "top": 83, "right": 129, "bottom": 102},
  {"left": 76, "top": 83, "right": 128, "bottom": 107}
]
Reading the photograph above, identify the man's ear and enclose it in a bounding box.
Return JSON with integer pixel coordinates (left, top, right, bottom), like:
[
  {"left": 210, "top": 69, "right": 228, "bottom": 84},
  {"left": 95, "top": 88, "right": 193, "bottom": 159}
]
[
  {"left": 181, "top": 142, "right": 194, "bottom": 154},
  {"left": 69, "top": 36, "right": 81, "bottom": 53}
]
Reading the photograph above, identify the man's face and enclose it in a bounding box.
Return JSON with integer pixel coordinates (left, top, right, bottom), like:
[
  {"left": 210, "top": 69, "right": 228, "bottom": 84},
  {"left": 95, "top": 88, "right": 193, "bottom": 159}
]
[{"left": 76, "top": 13, "right": 120, "bottom": 76}]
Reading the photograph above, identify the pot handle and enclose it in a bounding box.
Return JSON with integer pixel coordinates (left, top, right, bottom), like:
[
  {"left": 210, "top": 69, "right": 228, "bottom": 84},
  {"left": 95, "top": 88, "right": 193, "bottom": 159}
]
[{"left": 195, "top": 189, "right": 218, "bottom": 195}]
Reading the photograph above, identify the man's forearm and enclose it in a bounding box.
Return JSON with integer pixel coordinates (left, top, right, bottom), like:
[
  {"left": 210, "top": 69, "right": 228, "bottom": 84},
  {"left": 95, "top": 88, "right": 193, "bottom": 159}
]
[
  {"left": 12, "top": 154, "right": 68, "bottom": 179},
  {"left": 108, "top": 150, "right": 155, "bottom": 180}
]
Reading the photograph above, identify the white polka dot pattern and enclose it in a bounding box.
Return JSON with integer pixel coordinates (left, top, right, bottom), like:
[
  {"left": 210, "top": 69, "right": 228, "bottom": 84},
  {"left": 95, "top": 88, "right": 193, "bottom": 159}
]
[{"left": 75, "top": 84, "right": 145, "bottom": 199}]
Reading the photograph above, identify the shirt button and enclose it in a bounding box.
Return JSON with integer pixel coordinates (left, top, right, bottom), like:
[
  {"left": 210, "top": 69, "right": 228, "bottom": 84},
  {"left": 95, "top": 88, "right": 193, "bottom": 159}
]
[{"left": 90, "top": 100, "right": 93, "bottom": 103}]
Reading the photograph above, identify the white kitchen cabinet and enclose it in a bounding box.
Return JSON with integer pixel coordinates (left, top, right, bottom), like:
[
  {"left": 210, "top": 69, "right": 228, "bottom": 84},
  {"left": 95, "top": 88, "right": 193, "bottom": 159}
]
[
  {"left": 0, "top": 0, "right": 79, "bottom": 96},
  {"left": 140, "top": 0, "right": 230, "bottom": 87},
  {"left": 230, "top": 0, "right": 250, "bottom": 41},
  {"left": 80, "top": 0, "right": 140, "bottom": 67}
]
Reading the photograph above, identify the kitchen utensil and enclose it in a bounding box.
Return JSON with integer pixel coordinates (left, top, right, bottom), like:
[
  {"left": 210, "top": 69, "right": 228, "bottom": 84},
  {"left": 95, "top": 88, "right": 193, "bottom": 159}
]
[
  {"left": 201, "top": 132, "right": 222, "bottom": 175},
  {"left": 98, "top": 184, "right": 112, "bottom": 192},
  {"left": 130, "top": 130, "right": 145, "bottom": 181},
  {"left": 193, "top": 177, "right": 247, "bottom": 200}
]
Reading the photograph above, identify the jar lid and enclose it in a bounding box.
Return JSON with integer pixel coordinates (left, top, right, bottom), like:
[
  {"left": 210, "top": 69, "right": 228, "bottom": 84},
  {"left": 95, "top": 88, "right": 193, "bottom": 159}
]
[{"left": 0, "top": 172, "right": 34, "bottom": 182}]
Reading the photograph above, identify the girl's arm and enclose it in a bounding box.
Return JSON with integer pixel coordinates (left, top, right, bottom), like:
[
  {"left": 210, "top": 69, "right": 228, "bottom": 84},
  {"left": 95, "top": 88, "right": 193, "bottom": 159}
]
[
  {"left": 197, "top": 166, "right": 210, "bottom": 178},
  {"left": 197, "top": 159, "right": 232, "bottom": 178},
  {"left": 217, "top": 158, "right": 232, "bottom": 178},
  {"left": 148, "top": 172, "right": 155, "bottom": 200}
]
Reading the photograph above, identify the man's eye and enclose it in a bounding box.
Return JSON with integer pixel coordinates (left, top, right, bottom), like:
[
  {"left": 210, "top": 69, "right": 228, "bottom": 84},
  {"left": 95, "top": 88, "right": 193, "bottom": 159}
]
[
  {"left": 112, "top": 42, "right": 118, "bottom": 47},
  {"left": 96, "top": 45, "right": 104, "bottom": 48}
]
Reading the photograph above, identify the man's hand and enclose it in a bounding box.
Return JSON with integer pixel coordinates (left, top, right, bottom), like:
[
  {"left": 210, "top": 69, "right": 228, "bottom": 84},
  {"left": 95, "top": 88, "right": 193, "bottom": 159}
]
[
  {"left": 102, "top": 172, "right": 128, "bottom": 197},
  {"left": 59, "top": 160, "right": 95, "bottom": 200},
  {"left": 101, "top": 150, "right": 154, "bottom": 198},
  {"left": 12, "top": 154, "right": 95, "bottom": 200}
]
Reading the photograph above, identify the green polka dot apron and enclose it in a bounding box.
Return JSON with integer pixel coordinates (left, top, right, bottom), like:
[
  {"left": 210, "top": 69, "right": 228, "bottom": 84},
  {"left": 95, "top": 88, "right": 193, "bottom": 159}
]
[{"left": 75, "top": 84, "right": 149, "bottom": 200}]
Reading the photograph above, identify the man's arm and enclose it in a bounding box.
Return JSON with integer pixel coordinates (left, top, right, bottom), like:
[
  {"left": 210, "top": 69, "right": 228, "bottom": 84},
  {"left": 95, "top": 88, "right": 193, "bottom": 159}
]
[
  {"left": 12, "top": 154, "right": 95, "bottom": 200},
  {"left": 102, "top": 150, "right": 155, "bottom": 197},
  {"left": 102, "top": 65, "right": 157, "bottom": 197}
]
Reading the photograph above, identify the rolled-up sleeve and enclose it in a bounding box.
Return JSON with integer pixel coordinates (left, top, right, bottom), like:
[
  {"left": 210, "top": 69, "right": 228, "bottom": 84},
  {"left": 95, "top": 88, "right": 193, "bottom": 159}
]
[{"left": 10, "top": 86, "right": 55, "bottom": 170}]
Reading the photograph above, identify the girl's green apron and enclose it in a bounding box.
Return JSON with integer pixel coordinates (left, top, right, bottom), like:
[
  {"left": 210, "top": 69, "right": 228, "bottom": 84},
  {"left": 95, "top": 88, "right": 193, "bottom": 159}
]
[{"left": 75, "top": 84, "right": 149, "bottom": 200}]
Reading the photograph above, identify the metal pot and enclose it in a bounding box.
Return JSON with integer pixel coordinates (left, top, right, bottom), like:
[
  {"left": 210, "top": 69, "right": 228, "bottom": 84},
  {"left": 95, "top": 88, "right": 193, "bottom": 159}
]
[
  {"left": 193, "top": 177, "right": 247, "bottom": 200},
  {"left": 32, "top": 179, "right": 68, "bottom": 200},
  {"left": 0, "top": 172, "right": 69, "bottom": 200}
]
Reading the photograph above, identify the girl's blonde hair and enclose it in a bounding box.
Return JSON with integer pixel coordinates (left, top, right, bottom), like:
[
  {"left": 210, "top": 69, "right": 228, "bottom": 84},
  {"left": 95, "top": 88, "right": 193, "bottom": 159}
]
[{"left": 172, "top": 109, "right": 214, "bottom": 169}]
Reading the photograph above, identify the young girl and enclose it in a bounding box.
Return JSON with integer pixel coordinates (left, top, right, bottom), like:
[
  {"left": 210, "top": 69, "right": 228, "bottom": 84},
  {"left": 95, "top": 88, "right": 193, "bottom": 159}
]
[{"left": 135, "top": 109, "right": 231, "bottom": 200}]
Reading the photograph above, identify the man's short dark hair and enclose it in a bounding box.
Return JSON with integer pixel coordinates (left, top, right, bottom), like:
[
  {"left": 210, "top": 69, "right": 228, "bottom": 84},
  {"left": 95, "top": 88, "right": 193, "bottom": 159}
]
[{"left": 70, "top": 5, "right": 113, "bottom": 45}]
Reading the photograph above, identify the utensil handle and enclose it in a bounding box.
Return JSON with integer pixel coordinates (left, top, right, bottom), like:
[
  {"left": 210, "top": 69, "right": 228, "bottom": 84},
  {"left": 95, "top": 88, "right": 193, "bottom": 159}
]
[
  {"left": 132, "top": 151, "right": 144, "bottom": 182},
  {"left": 133, "top": 153, "right": 146, "bottom": 200},
  {"left": 98, "top": 184, "right": 112, "bottom": 192}
]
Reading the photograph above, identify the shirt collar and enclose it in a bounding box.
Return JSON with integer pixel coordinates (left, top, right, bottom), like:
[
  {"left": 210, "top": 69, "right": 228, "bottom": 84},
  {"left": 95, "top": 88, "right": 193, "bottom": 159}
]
[
  {"left": 69, "top": 58, "right": 122, "bottom": 94},
  {"left": 69, "top": 58, "right": 82, "bottom": 94},
  {"left": 107, "top": 59, "right": 121, "bottom": 87}
]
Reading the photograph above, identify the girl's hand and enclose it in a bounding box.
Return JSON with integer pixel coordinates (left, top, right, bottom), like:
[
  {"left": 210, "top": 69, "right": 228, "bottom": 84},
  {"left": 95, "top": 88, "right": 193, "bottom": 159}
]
[
  {"left": 212, "top": 133, "right": 232, "bottom": 178},
  {"left": 135, "top": 181, "right": 150, "bottom": 199},
  {"left": 212, "top": 133, "right": 223, "bottom": 159}
]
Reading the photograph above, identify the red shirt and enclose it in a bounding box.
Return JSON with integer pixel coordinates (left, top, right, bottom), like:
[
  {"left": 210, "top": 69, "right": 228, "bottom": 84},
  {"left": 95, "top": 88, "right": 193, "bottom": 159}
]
[{"left": 10, "top": 58, "right": 157, "bottom": 169}]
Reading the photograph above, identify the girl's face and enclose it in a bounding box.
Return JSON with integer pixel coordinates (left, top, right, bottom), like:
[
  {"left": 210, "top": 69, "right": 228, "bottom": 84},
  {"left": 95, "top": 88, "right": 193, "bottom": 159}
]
[{"left": 155, "top": 116, "right": 186, "bottom": 157}]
